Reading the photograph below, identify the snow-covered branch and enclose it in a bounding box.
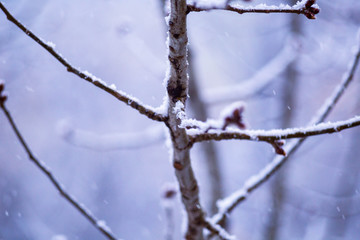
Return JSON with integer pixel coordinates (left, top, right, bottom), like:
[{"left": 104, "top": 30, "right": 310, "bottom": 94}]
[
  {"left": 204, "top": 41, "right": 297, "bottom": 104},
  {"left": 57, "top": 121, "right": 166, "bottom": 151},
  {"left": 0, "top": 83, "right": 119, "bottom": 240},
  {"left": 209, "top": 30, "right": 360, "bottom": 225},
  {"left": 187, "top": 0, "right": 320, "bottom": 20},
  {"left": 0, "top": 2, "right": 167, "bottom": 122},
  {"left": 187, "top": 115, "right": 360, "bottom": 146}
]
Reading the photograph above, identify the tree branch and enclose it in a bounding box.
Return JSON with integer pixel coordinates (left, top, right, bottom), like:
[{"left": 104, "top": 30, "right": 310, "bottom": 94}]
[
  {"left": 57, "top": 121, "right": 165, "bottom": 151},
  {"left": 187, "top": 115, "right": 360, "bottom": 145},
  {"left": 209, "top": 29, "right": 360, "bottom": 225},
  {"left": 0, "top": 85, "right": 119, "bottom": 240},
  {"left": 165, "top": 1, "right": 205, "bottom": 239},
  {"left": 187, "top": 0, "right": 320, "bottom": 20},
  {"left": 0, "top": 2, "right": 167, "bottom": 122}
]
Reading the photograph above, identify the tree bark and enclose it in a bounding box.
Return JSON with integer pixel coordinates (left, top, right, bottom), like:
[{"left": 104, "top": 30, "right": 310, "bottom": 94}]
[{"left": 165, "top": 1, "right": 204, "bottom": 239}]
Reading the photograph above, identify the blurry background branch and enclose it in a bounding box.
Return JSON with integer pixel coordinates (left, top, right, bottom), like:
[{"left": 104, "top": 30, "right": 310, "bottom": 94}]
[
  {"left": 57, "top": 120, "right": 166, "bottom": 151},
  {"left": 0, "top": 83, "right": 119, "bottom": 240},
  {"left": 203, "top": 42, "right": 297, "bottom": 105}
]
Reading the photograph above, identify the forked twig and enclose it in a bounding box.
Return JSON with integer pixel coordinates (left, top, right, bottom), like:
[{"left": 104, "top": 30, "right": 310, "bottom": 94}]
[{"left": 0, "top": 2, "right": 167, "bottom": 122}]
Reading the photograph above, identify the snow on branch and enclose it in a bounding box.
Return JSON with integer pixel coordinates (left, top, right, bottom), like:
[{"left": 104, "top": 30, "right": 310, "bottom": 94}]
[
  {"left": 0, "top": 2, "right": 167, "bottom": 122},
  {"left": 187, "top": 115, "right": 360, "bottom": 146},
  {"left": 187, "top": 0, "right": 320, "bottom": 19},
  {"left": 0, "top": 83, "right": 120, "bottom": 240},
  {"left": 209, "top": 29, "right": 360, "bottom": 225},
  {"left": 57, "top": 121, "right": 166, "bottom": 151},
  {"left": 204, "top": 42, "right": 297, "bottom": 104}
]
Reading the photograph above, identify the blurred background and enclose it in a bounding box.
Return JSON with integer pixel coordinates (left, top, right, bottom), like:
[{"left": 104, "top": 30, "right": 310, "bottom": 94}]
[{"left": 0, "top": 0, "right": 360, "bottom": 239}]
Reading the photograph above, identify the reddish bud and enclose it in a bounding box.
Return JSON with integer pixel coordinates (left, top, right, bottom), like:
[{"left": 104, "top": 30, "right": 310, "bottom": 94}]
[
  {"left": 304, "top": 12, "right": 316, "bottom": 19},
  {"left": 305, "top": 0, "right": 315, "bottom": 9},
  {"left": 309, "top": 7, "right": 320, "bottom": 14},
  {"left": 164, "top": 189, "right": 177, "bottom": 199},
  {"left": 221, "top": 102, "right": 246, "bottom": 130},
  {"left": 161, "top": 183, "right": 177, "bottom": 200},
  {"left": 271, "top": 140, "right": 286, "bottom": 156}
]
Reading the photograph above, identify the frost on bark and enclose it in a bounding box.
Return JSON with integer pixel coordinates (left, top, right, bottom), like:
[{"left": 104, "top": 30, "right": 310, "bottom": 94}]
[{"left": 165, "top": 0, "right": 204, "bottom": 239}]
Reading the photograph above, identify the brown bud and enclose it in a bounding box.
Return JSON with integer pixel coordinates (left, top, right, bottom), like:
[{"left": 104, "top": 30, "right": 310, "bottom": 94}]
[
  {"left": 305, "top": 0, "right": 315, "bottom": 9},
  {"left": 304, "top": 11, "right": 316, "bottom": 19},
  {"left": 271, "top": 140, "right": 286, "bottom": 156},
  {"left": 222, "top": 104, "right": 246, "bottom": 130},
  {"left": 309, "top": 7, "right": 320, "bottom": 14},
  {"left": 164, "top": 189, "right": 177, "bottom": 199},
  {"left": 0, "top": 82, "right": 4, "bottom": 93}
]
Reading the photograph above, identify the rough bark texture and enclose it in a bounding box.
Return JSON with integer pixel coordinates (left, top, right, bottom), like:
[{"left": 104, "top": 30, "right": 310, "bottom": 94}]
[{"left": 166, "top": 1, "right": 204, "bottom": 239}]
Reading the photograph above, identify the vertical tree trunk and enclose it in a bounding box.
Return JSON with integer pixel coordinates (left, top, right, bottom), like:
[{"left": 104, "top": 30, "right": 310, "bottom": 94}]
[{"left": 165, "top": 1, "right": 204, "bottom": 239}]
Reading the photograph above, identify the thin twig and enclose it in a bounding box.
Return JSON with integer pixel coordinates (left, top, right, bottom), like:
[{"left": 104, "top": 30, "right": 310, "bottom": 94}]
[
  {"left": 210, "top": 30, "right": 360, "bottom": 225},
  {"left": 0, "top": 2, "right": 167, "bottom": 122},
  {"left": 187, "top": 0, "right": 320, "bottom": 20},
  {"left": 0, "top": 103, "right": 120, "bottom": 240}
]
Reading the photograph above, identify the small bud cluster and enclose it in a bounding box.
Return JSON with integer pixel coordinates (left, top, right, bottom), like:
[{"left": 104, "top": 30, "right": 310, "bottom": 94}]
[
  {"left": 0, "top": 81, "right": 7, "bottom": 107},
  {"left": 303, "top": 0, "right": 320, "bottom": 19},
  {"left": 221, "top": 102, "right": 246, "bottom": 130},
  {"left": 270, "top": 140, "right": 286, "bottom": 156}
]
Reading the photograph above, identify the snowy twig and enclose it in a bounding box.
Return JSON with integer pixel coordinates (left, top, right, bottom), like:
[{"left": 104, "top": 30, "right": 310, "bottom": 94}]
[
  {"left": 58, "top": 121, "right": 166, "bottom": 151},
  {"left": 187, "top": 0, "right": 320, "bottom": 20},
  {"left": 0, "top": 84, "right": 119, "bottom": 240},
  {"left": 187, "top": 115, "right": 360, "bottom": 145},
  {"left": 0, "top": 2, "right": 166, "bottom": 122},
  {"left": 209, "top": 30, "right": 360, "bottom": 225},
  {"left": 204, "top": 42, "right": 297, "bottom": 104}
]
